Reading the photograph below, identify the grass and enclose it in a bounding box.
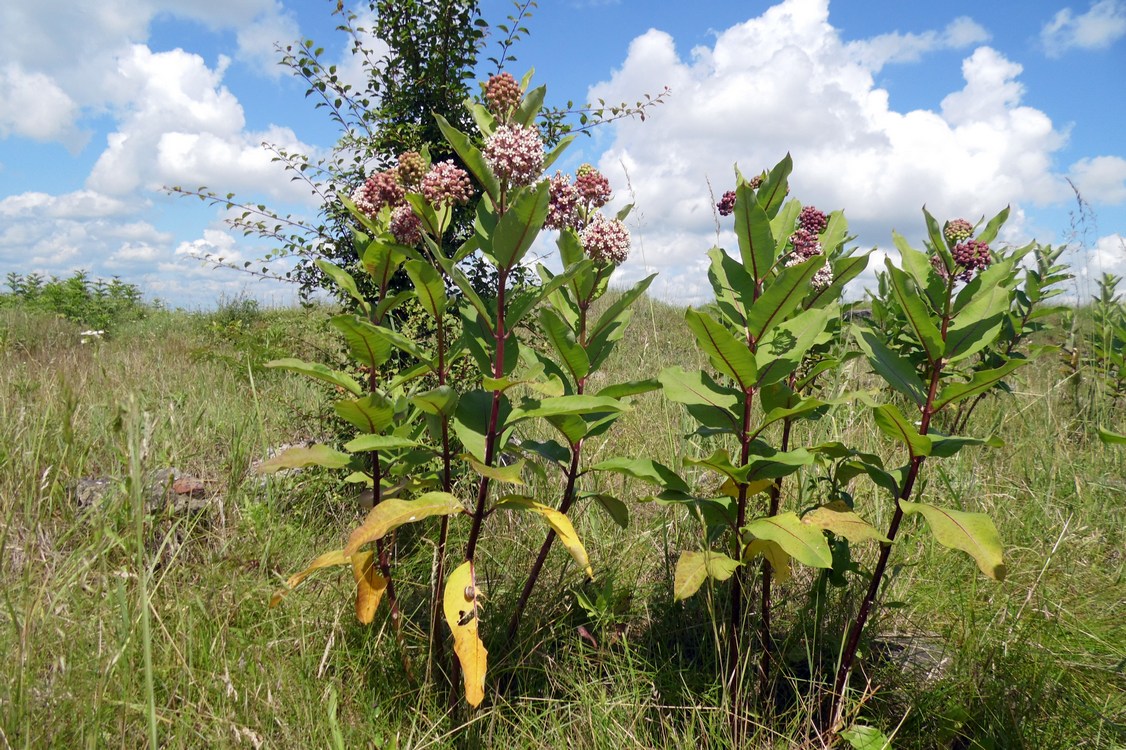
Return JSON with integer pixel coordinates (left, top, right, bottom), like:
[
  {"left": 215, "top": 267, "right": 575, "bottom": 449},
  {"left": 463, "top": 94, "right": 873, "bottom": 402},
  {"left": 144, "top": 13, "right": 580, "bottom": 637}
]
[{"left": 1, "top": 297, "right": 1123, "bottom": 748}]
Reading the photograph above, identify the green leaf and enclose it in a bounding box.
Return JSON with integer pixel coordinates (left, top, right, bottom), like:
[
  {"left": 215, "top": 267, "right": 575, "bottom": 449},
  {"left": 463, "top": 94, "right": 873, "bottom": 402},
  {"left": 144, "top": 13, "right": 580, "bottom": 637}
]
[
  {"left": 945, "top": 263, "right": 1017, "bottom": 362},
  {"left": 840, "top": 724, "right": 893, "bottom": 750},
  {"left": 491, "top": 180, "right": 550, "bottom": 268},
  {"left": 329, "top": 315, "right": 392, "bottom": 368},
  {"left": 316, "top": 260, "right": 370, "bottom": 315},
  {"left": 932, "top": 360, "right": 1027, "bottom": 412},
  {"left": 684, "top": 449, "right": 748, "bottom": 483},
  {"left": 361, "top": 240, "right": 409, "bottom": 292},
  {"left": 885, "top": 260, "right": 944, "bottom": 363},
  {"left": 345, "top": 493, "right": 464, "bottom": 555},
  {"left": 588, "top": 458, "right": 691, "bottom": 494},
  {"left": 508, "top": 395, "right": 625, "bottom": 423},
  {"left": 539, "top": 307, "right": 589, "bottom": 381},
  {"left": 265, "top": 358, "right": 362, "bottom": 396},
  {"left": 344, "top": 434, "right": 419, "bottom": 453},
  {"left": 453, "top": 389, "right": 512, "bottom": 462},
  {"left": 754, "top": 305, "right": 833, "bottom": 387},
  {"left": 659, "top": 366, "right": 742, "bottom": 434},
  {"left": 734, "top": 182, "right": 776, "bottom": 282},
  {"left": 334, "top": 392, "right": 395, "bottom": 433},
  {"left": 743, "top": 512, "right": 832, "bottom": 568},
  {"left": 928, "top": 433, "right": 1003, "bottom": 458},
  {"left": 747, "top": 255, "right": 825, "bottom": 342},
  {"left": 805, "top": 251, "right": 871, "bottom": 310},
  {"left": 975, "top": 206, "right": 1010, "bottom": 245},
  {"left": 255, "top": 444, "right": 352, "bottom": 473},
  {"left": 496, "top": 497, "right": 593, "bottom": 578},
  {"left": 404, "top": 259, "right": 447, "bottom": 319},
  {"left": 872, "top": 404, "right": 932, "bottom": 458},
  {"left": 802, "top": 504, "right": 889, "bottom": 544},
  {"left": 706, "top": 247, "right": 753, "bottom": 325},
  {"left": 465, "top": 456, "right": 525, "bottom": 485},
  {"left": 899, "top": 501, "right": 1006, "bottom": 580},
  {"left": 411, "top": 386, "right": 459, "bottom": 418},
  {"left": 435, "top": 114, "right": 499, "bottom": 201},
  {"left": 684, "top": 308, "right": 757, "bottom": 389},
  {"left": 755, "top": 154, "right": 793, "bottom": 218},
  {"left": 673, "top": 550, "right": 741, "bottom": 600},
  {"left": 853, "top": 328, "right": 927, "bottom": 407},
  {"left": 587, "top": 273, "right": 658, "bottom": 348},
  {"left": 1098, "top": 427, "right": 1126, "bottom": 445},
  {"left": 585, "top": 493, "right": 630, "bottom": 528},
  {"left": 595, "top": 378, "right": 660, "bottom": 399},
  {"left": 893, "top": 230, "right": 946, "bottom": 309}
]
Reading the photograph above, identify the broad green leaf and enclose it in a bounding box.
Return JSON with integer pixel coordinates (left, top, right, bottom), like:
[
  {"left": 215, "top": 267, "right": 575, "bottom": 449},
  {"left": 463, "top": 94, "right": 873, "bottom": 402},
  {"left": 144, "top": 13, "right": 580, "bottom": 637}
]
[
  {"left": 344, "top": 493, "right": 464, "bottom": 555},
  {"left": 755, "top": 154, "right": 793, "bottom": 218},
  {"left": 743, "top": 444, "right": 815, "bottom": 484},
  {"left": 507, "top": 394, "right": 625, "bottom": 422},
  {"left": 334, "top": 392, "right": 395, "bottom": 434},
  {"left": 685, "top": 307, "right": 757, "bottom": 388},
  {"left": 802, "top": 504, "right": 890, "bottom": 544},
  {"left": 266, "top": 358, "right": 362, "bottom": 396},
  {"left": 465, "top": 456, "right": 525, "bottom": 485},
  {"left": 316, "top": 259, "right": 370, "bottom": 314},
  {"left": 805, "top": 251, "right": 871, "bottom": 310},
  {"left": 854, "top": 328, "right": 926, "bottom": 407},
  {"left": 411, "top": 386, "right": 458, "bottom": 418},
  {"left": 659, "top": 366, "right": 742, "bottom": 434},
  {"left": 329, "top": 315, "right": 392, "bottom": 368},
  {"left": 894, "top": 229, "right": 945, "bottom": 309},
  {"left": 361, "top": 240, "right": 409, "bottom": 292},
  {"left": 404, "top": 259, "right": 447, "bottom": 319},
  {"left": 588, "top": 458, "right": 691, "bottom": 494},
  {"left": 443, "top": 561, "right": 487, "bottom": 707},
  {"left": 747, "top": 255, "right": 825, "bottom": 341},
  {"left": 673, "top": 550, "right": 741, "bottom": 600},
  {"left": 734, "top": 182, "right": 776, "bottom": 282},
  {"left": 885, "top": 260, "right": 943, "bottom": 363},
  {"left": 685, "top": 449, "right": 748, "bottom": 483},
  {"left": 433, "top": 252, "right": 493, "bottom": 332},
  {"left": 932, "top": 360, "right": 1027, "bottom": 412},
  {"left": 900, "top": 501, "right": 1005, "bottom": 580},
  {"left": 376, "top": 325, "right": 432, "bottom": 362},
  {"left": 769, "top": 199, "right": 802, "bottom": 250},
  {"left": 491, "top": 180, "right": 550, "bottom": 268},
  {"left": 743, "top": 512, "right": 833, "bottom": 568},
  {"left": 1098, "top": 427, "right": 1126, "bottom": 445},
  {"left": 595, "top": 378, "right": 660, "bottom": 399},
  {"left": 435, "top": 114, "right": 499, "bottom": 201},
  {"left": 945, "top": 264, "right": 1017, "bottom": 362},
  {"left": 344, "top": 434, "right": 420, "bottom": 453},
  {"left": 975, "top": 205, "right": 1010, "bottom": 245},
  {"left": 707, "top": 247, "right": 753, "bottom": 325},
  {"left": 514, "top": 84, "right": 547, "bottom": 127},
  {"left": 255, "top": 445, "right": 351, "bottom": 473},
  {"left": 453, "top": 389, "right": 512, "bottom": 463},
  {"left": 540, "top": 307, "right": 589, "bottom": 381},
  {"left": 743, "top": 539, "right": 792, "bottom": 583},
  {"left": 841, "top": 724, "right": 893, "bottom": 750},
  {"left": 755, "top": 305, "right": 833, "bottom": 387},
  {"left": 269, "top": 548, "right": 349, "bottom": 607},
  {"left": 585, "top": 493, "right": 629, "bottom": 528},
  {"left": 872, "top": 404, "right": 932, "bottom": 458},
  {"left": 497, "top": 497, "right": 593, "bottom": 578},
  {"left": 928, "top": 433, "right": 1003, "bottom": 458},
  {"left": 350, "top": 550, "right": 387, "bottom": 624}
]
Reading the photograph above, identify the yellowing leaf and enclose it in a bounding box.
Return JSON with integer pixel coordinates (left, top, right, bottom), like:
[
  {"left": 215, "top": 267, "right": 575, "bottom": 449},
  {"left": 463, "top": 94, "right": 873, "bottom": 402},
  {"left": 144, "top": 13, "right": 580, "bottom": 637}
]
[
  {"left": 743, "top": 539, "right": 792, "bottom": 584},
  {"left": 802, "top": 505, "right": 890, "bottom": 544},
  {"left": 496, "top": 497, "right": 593, "bottom": 578},
  {"left": 344, "top": 492, "right": 463, "bottom": 556},
  {"left": 350, "top": 550, "right": 387, "bottom": 624},
  {"left": 743, "top": 512, "right": 832, "bottom": 568},
  {"left": 269, "top": 548, "right": 350, "bottom": 607},
  {"left": 718, "top": 477, "right": 773, "bottom": 498},
  {"left": 444, "top": 561, "right": 488, "bottom": 707},
  {"left": 900, "top": 501, "right": 1006, "bottom": 580},
  {"left": 674, "top": 550, "right": 742, "bottom": 600},
  {"left": 255, "top": 445, "right": 351, "bottom": 474},
  {"left": 464, "top": 455, "right": 526, "bottom": 485}
]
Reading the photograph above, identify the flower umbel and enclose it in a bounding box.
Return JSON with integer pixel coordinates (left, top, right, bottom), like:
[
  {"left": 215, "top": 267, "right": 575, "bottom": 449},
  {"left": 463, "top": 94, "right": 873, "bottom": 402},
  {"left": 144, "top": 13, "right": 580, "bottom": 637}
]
[
  {"left": 546, "top": 172, "right": 581, "bottom": 231},
  {"left": 351, "top": 171, "right": 404, "bottom": 216},
  {"left": 484, "top": 124, "right": 544, "bottom": 188},
  {"left": 422, "top": 160, "right": 473, "bottom": 207},
  {"left": 943, "top": 218, "right": 974, "bottom": 245},
  {"left": 485, "top": 72, "right": 522, "bottom": 118},
  {"left": 787, "top": 228, "right": 822, "bottom": 265},
  {"left": 717, "top": 190, "right": 737, "bottom": 217},
  {"left": 575, "top": 164, "right": 612, "bottom": 208},
  {"left": 580, "top": 213, "right": 630, "bottom": 265},
  {"left": 390, "top": 205, "right": 422, "bottom": 246},
  {"left": 396, "top": 151, "right": 427, "bottom": 190},
  {"left": 799, "top": 206, "right": 828, "bottom": 234}
]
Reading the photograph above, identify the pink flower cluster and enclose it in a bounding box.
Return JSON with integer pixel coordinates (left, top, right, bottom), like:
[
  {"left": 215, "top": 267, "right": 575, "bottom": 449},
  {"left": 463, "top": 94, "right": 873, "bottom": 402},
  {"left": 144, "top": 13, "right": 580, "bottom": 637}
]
[
  {"left": 485, "top": 72, "right": 522, "bottom": 116},
  {"left": 811, "top": 264, "right": 834, "bottom": 291},
  {"left": 546, "top": 172, "right": 581, "bottom": 231},
  {"left": 787, "top": 228, "right": 823, "bottom": 266},
  {"left": 717, "top": 190, "right": 737, "bottom": 217},
  {"left": 799, "top": 206, "right": 828, "bottom": 234},
  {"left": 575, "top": 164, "right": 612, "bottom": 207},
  {"left": 484, "top": 124, "right": 544, "bottom": 188},
  {"left": 349, "top": 153, "right": 474, "bottom": 245},
  {"left": 580, "top": 213, "right": 631, "bottom": 265}
]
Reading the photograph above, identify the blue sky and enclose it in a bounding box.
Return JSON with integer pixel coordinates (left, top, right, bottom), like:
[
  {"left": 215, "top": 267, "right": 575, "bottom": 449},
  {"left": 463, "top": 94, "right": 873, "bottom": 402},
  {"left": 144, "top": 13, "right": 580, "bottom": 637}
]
[{"left": 1, "top": 0, "right": 1124, "bottom": 306}]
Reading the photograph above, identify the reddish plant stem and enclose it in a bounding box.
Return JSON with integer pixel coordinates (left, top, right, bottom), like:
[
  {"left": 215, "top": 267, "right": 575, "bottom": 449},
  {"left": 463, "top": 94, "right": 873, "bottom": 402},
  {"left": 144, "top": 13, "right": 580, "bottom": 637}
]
[
  {"left": 728, "top": 384, "right": 756, "bottom": 740},
  {"left": 430, "top": 313, "right": 451, "bottom": 681},
  {"left": 758, "top": 406, "right": 794, "bottom": 703},
  {"left": 829, "top": 277, "right": 954, "bottom": 727}
]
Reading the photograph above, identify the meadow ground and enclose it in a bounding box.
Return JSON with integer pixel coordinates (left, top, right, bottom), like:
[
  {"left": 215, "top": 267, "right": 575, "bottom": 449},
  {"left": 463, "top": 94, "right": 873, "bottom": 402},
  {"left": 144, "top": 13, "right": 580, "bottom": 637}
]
[{"left": 1, "top": 297, "right": 1123, "bottom": 748}]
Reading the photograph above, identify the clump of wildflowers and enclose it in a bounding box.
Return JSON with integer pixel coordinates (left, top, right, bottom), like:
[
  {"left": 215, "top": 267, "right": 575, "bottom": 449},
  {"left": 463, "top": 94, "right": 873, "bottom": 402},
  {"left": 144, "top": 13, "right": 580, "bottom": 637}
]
[
  {"left": 811, "top": 264, "right": 834, "bottom": 291},
  {"left": 799, "top": 206, "right": 828, "bottom": 234},
  {"left": 390, "top": 204, "right": 422, "bottom": 246},
  {"left": 485, "top": 72, "right": 522, "bottom": 117},
  {"left": 717, "top": 190, "right": 737, "bottom": 216},
  {"left": 943, "top": 218, "right": 974, "bottom": 245},
  {"left": 351, "top": 170, "right": 404, "bottom": 216},
  {"left": 422, "top": 160, "right": 473, "bottom": 207},
  {"left": 580, "top": 212, "right": 630, "bottom": 265},
  {"left": 787, "top": 228, "right": 823, "bottom": 265},
  {"left": 575, "top": 164, "right": 612, "bottom": 208},
  {"left": 546, "top": 172, "right": 581, "bottom": 230},
  {"left": 483, "top": 124, "right": 544, "bottom": 188},
  {"left": 397, "top": 151, "right": 427, "bottom": 190}
]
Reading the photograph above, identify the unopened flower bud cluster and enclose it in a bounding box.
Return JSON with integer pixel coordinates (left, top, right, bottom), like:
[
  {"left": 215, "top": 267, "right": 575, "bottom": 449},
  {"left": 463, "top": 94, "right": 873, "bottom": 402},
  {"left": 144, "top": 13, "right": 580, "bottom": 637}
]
[
  {"left": 934, "top": 217, "right": 993, "bottom": 282},
  {"left": 348, "top": 150, "right": 473, "bottom": 245}
]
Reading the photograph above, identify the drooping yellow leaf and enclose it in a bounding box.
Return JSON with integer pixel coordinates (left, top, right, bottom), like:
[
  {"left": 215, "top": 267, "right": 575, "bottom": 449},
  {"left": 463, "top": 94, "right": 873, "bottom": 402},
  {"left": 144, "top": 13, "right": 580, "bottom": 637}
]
[
  {"left": 350, "top": 550, "right": 387, "bottom": 624},
  {"left": 743, "top": 539, "right": 792, "bottom": 584},
  {"left": 496, "top": 497, "right": 593, "bottom": 578},
  {"left": 674, "top": 550, "right": 742, "bottom": 600},
  {"left": 444, "top": 561, "right": 488, "bottom": 707},
  {"left": 464, "top": 455, "right": 526, "bottom": 485},
  {"left": 255, "top": 445, "right": 352, "bottom": 474},
  {"left": 802, "top": 504, "right": 890, "bottom": 544},
  {"left": 269, "top": 548, "right": 350, "bottom": 607},
  {"left": 718, "top": 477, "right": 773, "bottom": 498},
  {"left": 344, "top": 492, "right": 463, "bottom": 556},
  {"left": 900, "top": 501, "right": 1006, "bottom": 580}
]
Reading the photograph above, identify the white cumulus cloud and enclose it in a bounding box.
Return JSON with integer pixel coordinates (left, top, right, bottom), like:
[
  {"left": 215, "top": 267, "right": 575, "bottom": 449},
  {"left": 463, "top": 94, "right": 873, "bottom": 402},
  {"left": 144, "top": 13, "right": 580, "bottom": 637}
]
[
  {"left": 1068, "top": 156, "right": 1126, "bottom": 204},
  {"left": 1041, "top": 0, "right": 1126, "bottom": 56}
]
